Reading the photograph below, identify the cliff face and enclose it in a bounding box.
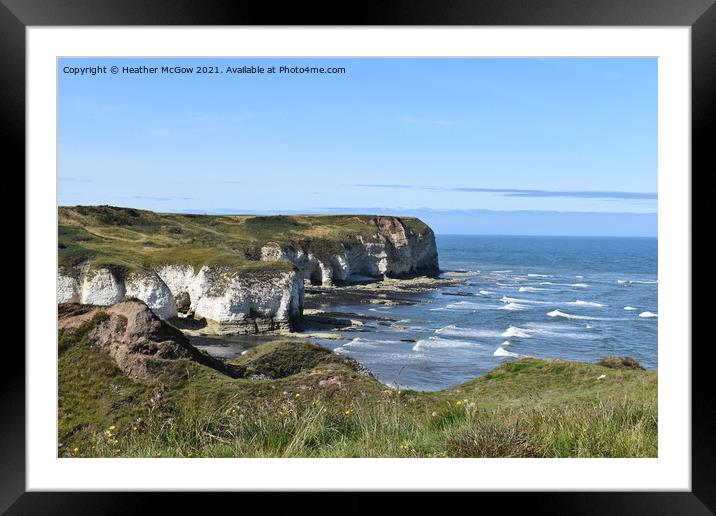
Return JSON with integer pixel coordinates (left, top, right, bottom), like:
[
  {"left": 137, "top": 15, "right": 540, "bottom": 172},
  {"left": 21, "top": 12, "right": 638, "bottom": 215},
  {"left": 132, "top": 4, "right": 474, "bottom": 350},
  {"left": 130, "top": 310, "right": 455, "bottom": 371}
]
[
  {"left": 57, "top": 207, "right": 439, "bottom": 333},
  {"left": 58, "top": 264, "right": 303, "bottom": 332},
  {"left": 260, "top": 216, "right": 439, "bottom": 286},
  {"left": 157, "top": 264, "right": 303, "bottom": 332}
]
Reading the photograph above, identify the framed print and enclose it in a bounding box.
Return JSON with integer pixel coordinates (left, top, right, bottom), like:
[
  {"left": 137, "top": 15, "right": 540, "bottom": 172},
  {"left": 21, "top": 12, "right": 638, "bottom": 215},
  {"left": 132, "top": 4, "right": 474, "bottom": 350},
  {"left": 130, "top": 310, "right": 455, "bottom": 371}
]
[{"left": 4, "top": 0, "right": 713, "bottom": 513}]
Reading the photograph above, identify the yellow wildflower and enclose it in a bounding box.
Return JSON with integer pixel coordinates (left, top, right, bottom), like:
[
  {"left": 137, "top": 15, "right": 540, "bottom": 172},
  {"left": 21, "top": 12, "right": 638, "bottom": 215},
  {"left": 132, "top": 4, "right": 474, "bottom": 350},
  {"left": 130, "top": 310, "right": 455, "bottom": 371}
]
[
  {"left": 456, "top": 400, "right": 462, "bottom": 406},
  {"left": 108, "top": 425, "right": 116, "bottom": 430},
  {"left": 72, "top": 447, "right": 79, "bottom": 453},
  {"left": 295, "top": 393, "right": 301, "bottom": 398}
]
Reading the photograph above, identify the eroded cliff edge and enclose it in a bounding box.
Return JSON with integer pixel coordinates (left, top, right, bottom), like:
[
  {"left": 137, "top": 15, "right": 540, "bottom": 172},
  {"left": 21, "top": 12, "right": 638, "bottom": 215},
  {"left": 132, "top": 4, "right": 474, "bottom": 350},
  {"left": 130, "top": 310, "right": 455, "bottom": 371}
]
[{"left": 58, "top": 206, "right": 439, "bottom": 333}]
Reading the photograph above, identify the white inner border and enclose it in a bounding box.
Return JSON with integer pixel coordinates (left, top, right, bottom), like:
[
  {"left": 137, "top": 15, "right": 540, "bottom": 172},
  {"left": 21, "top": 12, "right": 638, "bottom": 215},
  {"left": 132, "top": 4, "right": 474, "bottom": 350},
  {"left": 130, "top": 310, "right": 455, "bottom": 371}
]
[{"left": 27, "top": 27, "right": 691, "bottom": 491}]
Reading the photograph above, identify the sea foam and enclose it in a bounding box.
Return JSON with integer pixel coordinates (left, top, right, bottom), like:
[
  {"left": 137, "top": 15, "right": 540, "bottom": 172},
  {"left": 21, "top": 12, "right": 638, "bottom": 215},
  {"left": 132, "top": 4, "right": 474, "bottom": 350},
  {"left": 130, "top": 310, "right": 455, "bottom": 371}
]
[
  {"left": 502, "top": 326, "right": 531, "bottom": 338},
  {"left": 413, "top": 337, "right": 476, "bottom": 351},
  {"left": 334, "top": 337, "right": 401, "bottom": 354},
  {"left": 501, "top": 295, "right": 550, "bottom": 305},
  {"left": 522, "top": 322, "right": 595, "bottom": 340},
  {"left": 519, "top": 286, "right": 547, "bottom": 292},
  {"left": 499, "top": 302, "right": 529, "bottom": 311},
  {"left": 435, "top": 325, "right": 502, "bottom": 338},
  {"left": 568, "top": 300, "right": 606, "bottom": 307},
  {"left": 494, "top": 344, "right": 521, "bottom": 358},
  {"left": 444, "top": 301, "right": 483, "bottom": 310},
  {"left": 547, "top": 309, "right": 595, "bottom": 321}
]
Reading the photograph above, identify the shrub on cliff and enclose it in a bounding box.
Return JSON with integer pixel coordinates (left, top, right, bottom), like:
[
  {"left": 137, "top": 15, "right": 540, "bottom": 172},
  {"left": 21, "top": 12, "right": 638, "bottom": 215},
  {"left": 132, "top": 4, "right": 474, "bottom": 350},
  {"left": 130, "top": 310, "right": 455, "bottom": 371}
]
[
  {"left": 229, "top": 340, "right": 370, "bottom": 379},
  {"left": 597, "top": 356, "right": 645, "bottom": 370}
]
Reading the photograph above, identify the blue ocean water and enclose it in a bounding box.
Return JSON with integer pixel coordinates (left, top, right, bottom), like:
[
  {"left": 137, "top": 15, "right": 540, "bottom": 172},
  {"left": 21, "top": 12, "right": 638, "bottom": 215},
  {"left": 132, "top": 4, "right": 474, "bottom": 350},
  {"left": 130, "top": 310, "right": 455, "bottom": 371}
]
[{"left": 314, "top": 235, "right": 658, "bottom": 391}]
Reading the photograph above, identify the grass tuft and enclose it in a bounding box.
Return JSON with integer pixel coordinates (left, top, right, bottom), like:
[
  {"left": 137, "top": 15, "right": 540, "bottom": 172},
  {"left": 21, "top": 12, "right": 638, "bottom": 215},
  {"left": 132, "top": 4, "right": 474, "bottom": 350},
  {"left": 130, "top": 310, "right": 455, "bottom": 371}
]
[{"left": 597, "top": 356, "right": 645, "bottom": 370}]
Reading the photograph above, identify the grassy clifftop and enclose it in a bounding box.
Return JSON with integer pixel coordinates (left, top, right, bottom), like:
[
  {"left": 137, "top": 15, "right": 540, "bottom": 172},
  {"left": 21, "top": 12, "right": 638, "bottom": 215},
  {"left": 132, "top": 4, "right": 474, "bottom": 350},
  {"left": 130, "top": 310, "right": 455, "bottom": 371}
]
[
  {"left": 59, "top": 205, "right": 432, "bottom": 274},
  {"left": 58, "top": 305, "right": 657, "bottom": 458}
]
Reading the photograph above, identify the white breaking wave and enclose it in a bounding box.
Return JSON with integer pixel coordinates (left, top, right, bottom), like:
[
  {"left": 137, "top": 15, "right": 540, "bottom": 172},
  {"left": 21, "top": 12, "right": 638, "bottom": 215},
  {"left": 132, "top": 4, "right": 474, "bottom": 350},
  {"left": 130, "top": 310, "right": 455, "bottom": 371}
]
[
  {"left": 501, "top": 295, "right": 550, "bottom": 305},
  {"left": 435, "top": 325, "right": 502, "bottom": 339},
  {"left": 335, "top": 337, "right": 401, "bottom": 354},
  {"left": 547, "top": 309, "right": 596, "bottom": 321},
  {"left": 493, "top": 270, "right": 513, "bottom": 273},
  {"left": 494, "top": 345, "right": 521, "bottom": 358},
  {"left": 571, "top": 283, "right": 589, "bottom": 288},
  {"left": 624, "top": 306, "right": 638, "bottom": 311},
  {"left": 499, "top": 302, "right": 529, "bottom": 311},
  {"left": 521, "top": 322, "right": 596, "bottom": 340},
  {"left": 568, "top": 300, "right": 607, "bottom": 307},
  {"left": 527, "top": 273, "right": 549, "bottom": 277},
  {"left": 639, "top": 311, "right": 658, "bottom": 318},
  {"left": 619, "top": 279, "right": 658, "bottom": 285},
  {"left": 444, "top": 301, "right": 483, "bottom": 310},
  {"left": 519, "top": 286, "right": 548, "bottom": 292},
  {"left": 575, "top": 275, "right": 584, "bottom": 279},
  {"left": 539, "top": 281, "right": 563, "bottom": 286},
  {"left": 479, "top": 290, "right": 492, "bottom": 295},
  {"left": 502, "top": 326, "right": 532, "bottom": 338},
  {"left": 413, "top": 337, "right": 476, "bottom": 351},
  {"left": 347, "top": 337, "right": 399, "bottom": 348}
]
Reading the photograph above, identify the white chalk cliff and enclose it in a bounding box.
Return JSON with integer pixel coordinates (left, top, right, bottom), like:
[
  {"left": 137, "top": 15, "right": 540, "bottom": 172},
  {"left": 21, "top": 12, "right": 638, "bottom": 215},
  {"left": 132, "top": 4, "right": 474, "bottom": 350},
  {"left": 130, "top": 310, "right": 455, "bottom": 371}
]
[
  {"left": 260, "top": 216, "right": 439, "bottom": 286},
  {"left": 58, "top": 264, "right": 303, "bottom": 332},
  {"left": 57, "top": 216, "right": 438, "bottom": 333}
]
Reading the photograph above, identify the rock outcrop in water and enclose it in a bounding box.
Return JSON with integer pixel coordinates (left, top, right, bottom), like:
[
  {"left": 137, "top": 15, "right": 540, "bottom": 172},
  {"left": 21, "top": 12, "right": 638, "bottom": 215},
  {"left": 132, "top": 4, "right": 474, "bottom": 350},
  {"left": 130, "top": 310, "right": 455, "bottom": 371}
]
[{"left": 57, "top": 207, "right": 438, "bottom": 333}]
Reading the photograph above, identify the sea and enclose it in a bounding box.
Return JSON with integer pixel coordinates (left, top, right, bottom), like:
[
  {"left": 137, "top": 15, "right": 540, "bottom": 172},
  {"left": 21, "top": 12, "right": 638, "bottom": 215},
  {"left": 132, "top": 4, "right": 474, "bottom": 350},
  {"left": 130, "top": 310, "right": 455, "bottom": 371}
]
[{"left": 311, "top": 235, "right": 658, "bottom": 391}]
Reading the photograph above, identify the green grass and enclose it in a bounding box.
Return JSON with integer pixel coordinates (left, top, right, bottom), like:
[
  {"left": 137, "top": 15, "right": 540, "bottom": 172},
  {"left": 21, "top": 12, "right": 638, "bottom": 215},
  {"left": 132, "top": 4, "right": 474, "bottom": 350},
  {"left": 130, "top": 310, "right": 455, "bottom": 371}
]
[
  {"left": 59, "top": 317, "right": 657, "bottom": 458},
  {"left": 58, "top": 205, "right": 433, "bottom": 275}
]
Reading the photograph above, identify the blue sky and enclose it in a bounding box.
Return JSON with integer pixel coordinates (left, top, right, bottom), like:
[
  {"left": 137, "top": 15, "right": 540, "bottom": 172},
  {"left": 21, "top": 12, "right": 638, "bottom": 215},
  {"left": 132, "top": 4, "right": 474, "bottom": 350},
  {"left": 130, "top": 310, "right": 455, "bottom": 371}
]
[{"left": 58, "top": 57, "right": 657, "bottom": 236}]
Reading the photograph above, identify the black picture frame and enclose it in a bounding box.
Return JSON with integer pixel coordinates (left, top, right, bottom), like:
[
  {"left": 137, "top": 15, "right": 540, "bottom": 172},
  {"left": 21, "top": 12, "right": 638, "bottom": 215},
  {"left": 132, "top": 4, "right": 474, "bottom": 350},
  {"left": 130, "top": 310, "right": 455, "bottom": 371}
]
[{"left": 3, "top": 0, "right": 712, "bottom": 513}]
